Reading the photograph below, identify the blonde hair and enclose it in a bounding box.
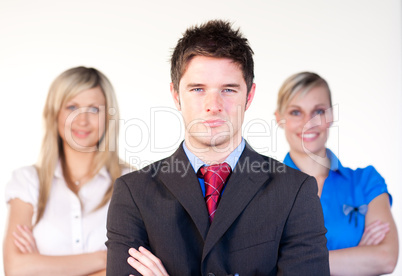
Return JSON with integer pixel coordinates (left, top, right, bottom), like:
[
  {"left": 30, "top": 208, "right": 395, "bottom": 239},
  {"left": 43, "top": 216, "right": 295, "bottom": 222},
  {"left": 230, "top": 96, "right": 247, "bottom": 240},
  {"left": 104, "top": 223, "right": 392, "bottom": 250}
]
[
  {"left": 276, "top": 72, "right": 332, "bottom": 115},
  {"left": 35, "top": 66, "right": 127, "bottom": 225}
]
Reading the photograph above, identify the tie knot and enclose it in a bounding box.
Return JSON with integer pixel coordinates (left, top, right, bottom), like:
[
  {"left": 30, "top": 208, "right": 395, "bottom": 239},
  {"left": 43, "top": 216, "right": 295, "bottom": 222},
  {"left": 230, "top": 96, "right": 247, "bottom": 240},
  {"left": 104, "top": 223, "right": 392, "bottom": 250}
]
[
  {"left": 198, "top": 163, "right": 232, "bottom": 223},
  {"left": 198, "top": 163, "right": 231, "bottom": 178}
]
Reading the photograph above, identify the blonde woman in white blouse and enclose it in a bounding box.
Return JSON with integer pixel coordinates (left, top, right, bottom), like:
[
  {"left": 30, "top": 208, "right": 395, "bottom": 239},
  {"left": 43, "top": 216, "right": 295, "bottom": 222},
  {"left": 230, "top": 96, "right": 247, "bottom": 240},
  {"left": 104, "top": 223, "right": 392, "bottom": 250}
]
[{"left": 3, "top": 67, "right": 129, "bottom": 276}]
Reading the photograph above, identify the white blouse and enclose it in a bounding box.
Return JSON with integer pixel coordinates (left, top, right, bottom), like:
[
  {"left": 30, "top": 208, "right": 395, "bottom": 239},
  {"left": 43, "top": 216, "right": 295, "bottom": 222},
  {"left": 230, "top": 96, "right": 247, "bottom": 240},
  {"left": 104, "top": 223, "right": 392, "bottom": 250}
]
[{"left": 5, "top": 163, "right": 128, "bottom": 256}]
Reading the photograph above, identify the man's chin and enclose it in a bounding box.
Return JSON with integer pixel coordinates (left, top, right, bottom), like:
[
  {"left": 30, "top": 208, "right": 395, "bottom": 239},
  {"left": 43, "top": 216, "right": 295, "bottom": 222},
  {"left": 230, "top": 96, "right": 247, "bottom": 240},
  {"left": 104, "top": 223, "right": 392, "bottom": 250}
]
[{"left": 186, "top": 136, "right": 236, "bottom": 152}]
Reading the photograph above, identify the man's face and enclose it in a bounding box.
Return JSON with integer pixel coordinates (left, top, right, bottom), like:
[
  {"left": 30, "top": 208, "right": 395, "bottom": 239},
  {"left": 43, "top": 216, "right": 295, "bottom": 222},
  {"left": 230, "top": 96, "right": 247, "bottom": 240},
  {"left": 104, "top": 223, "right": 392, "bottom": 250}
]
[{"left": 171, "top": 56, "right": 255, "bottom": 153}]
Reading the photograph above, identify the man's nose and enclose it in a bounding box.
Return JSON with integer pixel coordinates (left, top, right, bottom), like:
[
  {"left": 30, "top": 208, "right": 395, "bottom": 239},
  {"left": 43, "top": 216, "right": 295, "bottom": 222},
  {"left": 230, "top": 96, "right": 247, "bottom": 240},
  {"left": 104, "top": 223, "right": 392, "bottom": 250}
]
[{"left": 205, "top": 92, "right": 223, "bottom": 113}]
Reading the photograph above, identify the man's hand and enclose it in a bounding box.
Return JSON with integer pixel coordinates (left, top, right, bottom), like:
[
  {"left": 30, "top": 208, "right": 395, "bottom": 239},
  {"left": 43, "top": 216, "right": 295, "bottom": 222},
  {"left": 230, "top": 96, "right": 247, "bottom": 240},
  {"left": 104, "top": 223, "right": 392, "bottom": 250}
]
[
  {"left": 12, "top": 224, "right": 39, "bottom": 254},
  {"left": 358, "top": 219, "right": 390, "bottom": 246},
  {"left": 127, "top": 246, "right": 169, "bottom": 276}
]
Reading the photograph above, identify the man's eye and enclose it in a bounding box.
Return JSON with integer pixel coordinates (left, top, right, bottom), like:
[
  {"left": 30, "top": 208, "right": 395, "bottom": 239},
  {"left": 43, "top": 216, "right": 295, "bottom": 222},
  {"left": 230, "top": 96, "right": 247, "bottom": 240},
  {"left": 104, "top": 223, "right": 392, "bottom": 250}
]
[
  {"left": 223, "top": 89, "right": 234, "bottom": 93},
  {"left": 192, "top": 88, "right": 203, "bottom": 92}
]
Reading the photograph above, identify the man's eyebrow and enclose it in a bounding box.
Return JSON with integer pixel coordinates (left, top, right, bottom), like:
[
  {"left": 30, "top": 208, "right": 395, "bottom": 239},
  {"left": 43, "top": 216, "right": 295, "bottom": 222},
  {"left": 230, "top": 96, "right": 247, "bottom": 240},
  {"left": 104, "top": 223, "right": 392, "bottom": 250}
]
[
  {"left": 186, "top": 83, "right": 205, "bottom": 88},
  {"left": 185, "top": 83, "right": 241, "bottom": 89},
  {"left": 223, "top": 83, "right": 241, "bottom": 88}
]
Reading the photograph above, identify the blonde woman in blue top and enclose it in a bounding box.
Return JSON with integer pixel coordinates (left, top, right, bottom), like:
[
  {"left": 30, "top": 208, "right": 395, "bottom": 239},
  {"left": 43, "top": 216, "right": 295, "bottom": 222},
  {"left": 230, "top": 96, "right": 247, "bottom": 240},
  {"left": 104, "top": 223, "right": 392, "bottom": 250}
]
[{"left": 275, "top": 72, "right": 398, "bottom": 275}]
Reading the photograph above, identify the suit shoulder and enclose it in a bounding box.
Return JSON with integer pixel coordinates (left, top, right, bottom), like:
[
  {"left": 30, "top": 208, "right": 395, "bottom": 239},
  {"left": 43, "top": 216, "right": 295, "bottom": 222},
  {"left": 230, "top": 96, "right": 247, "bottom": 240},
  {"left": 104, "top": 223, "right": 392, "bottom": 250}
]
[
  {"left": 117, "top": 157, "right": 170, "bottom": 186},
  {"left": 257, "top": 155, "right": 319, "bottom": 202},
  {"left": 261, "top": 154, "right": 308, "bottom": 175},
  {"left": 258, "top": 154, "right": 312, "bottom": 185}
]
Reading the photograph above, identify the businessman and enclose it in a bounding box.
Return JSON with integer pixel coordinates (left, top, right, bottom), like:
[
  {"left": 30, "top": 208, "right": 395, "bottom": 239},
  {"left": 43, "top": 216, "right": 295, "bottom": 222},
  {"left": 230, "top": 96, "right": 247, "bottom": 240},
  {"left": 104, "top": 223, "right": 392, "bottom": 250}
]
[{"left": 106, "top": 20, "right": 329, "bottom": 276}]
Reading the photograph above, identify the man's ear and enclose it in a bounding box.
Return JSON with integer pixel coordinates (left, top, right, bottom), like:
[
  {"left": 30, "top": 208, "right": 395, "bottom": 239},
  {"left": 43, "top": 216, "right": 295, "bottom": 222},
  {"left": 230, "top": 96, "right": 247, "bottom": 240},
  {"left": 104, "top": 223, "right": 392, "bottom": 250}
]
[
  {"left": 245, "top": 83, "right": 256, "bottom": 111},
  {"left": 170, "top": 83, "right": 181, "bottom": 111},
  {"left": 275, "top": 110, "right": 284, "bottom": 128}
]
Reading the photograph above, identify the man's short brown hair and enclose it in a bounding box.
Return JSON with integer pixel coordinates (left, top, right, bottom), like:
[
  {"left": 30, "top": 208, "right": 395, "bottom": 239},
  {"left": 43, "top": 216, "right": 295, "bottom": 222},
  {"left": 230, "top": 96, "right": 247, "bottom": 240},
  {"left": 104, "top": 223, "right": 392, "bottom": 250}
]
[{"left": 171, "top": 20, "right": 254, "bottom": 93}]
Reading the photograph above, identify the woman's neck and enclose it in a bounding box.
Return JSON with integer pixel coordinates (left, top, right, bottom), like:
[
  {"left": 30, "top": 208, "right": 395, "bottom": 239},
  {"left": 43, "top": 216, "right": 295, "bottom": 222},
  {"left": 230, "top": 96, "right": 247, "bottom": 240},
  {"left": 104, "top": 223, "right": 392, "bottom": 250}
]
[
  {"left": 63, "top": 144, "right": 96, "bottom": 182},
  {"left": 289, "top": 149, "right": 330, "bottom": 197},
  {"left": 289, "top": 149, "right": 329, "bottom": 175}
]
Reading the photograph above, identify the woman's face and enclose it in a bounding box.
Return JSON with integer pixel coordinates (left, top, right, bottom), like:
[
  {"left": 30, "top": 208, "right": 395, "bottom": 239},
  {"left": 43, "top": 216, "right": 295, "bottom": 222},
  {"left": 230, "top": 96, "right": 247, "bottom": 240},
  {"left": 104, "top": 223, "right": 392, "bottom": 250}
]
[
  {"left": 58, "top": 86, "right": 106, "bottom": 152},
  {"left": 277, "top": 86, "right": 332, "bottom": 157}
]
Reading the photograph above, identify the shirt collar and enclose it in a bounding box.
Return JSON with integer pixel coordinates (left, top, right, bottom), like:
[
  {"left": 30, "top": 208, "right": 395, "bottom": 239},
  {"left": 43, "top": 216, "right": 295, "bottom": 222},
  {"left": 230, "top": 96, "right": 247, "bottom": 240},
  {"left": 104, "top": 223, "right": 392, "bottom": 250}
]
[
  {"left": 97, "top": 166, "right": 111, "bottom": 180},
  {"left": 183, "top": 138, "right": 246, "bottom": 173},
  {"left": 284, "top": 148, "right": 345, "bottom": 174},
  {"left": 54, "top": 160, "right": 63, "bottom": 179}
]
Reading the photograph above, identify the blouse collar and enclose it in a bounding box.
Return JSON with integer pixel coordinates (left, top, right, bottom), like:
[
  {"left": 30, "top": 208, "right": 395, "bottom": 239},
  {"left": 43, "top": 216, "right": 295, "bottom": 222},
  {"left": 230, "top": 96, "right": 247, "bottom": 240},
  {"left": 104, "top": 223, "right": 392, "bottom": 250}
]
[{"left": 284, "top": 149, "right": 346, "bottom": 175}]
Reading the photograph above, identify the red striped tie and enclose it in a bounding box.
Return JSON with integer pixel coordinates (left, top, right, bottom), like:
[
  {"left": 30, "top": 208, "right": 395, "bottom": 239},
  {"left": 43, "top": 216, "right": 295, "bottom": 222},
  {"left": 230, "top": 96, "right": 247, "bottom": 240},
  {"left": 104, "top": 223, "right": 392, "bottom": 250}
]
[{"left": 199, "top": 163, "right": 232, "bottom": 223}]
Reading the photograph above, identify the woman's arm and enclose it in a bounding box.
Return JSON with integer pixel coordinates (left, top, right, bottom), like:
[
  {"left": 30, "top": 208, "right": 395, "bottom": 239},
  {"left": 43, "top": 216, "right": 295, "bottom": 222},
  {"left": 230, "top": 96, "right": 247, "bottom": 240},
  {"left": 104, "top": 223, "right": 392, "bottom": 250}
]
[
  {"left": 3, "top": 198, "right": 106, "bottom": 276},
  {"left": 329, "top": 193, "right": 399, "bottom": 276}
]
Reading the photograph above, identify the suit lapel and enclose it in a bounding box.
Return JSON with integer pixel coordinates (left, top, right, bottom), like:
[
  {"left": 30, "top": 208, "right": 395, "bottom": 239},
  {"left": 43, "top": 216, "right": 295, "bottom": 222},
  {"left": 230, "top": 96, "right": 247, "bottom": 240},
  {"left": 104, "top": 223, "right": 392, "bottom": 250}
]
[
  {"left": 157, "top": 144, "right": 210, "bottom": 240},
  {"left": 202, "top": 143, "right": 271, "bottom": 260}
]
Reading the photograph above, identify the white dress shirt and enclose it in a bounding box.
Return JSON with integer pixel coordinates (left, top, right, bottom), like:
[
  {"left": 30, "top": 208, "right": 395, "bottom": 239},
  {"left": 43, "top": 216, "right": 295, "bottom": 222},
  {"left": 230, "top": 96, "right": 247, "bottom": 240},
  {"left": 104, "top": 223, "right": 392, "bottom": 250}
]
[{"left": 5, "top": 162, "right": 129, "bottom": 255}]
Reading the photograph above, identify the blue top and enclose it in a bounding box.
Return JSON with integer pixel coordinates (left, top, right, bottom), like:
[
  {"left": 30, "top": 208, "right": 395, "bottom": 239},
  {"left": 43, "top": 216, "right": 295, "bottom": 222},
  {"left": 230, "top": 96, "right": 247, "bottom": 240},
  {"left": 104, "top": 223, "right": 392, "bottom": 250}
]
[
  {"left": 283, "top": 149, "right": 392, "bottom": 250},
  {"left": 183, "top": 139, "right": 245, "bottom": 196}
]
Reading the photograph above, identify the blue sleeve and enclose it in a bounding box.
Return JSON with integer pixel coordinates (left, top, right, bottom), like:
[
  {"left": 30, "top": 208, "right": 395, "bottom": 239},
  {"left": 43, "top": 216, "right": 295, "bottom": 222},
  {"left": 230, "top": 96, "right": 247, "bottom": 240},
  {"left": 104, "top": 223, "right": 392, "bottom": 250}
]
[{"left": 357, "top": 165, "right": 392, "bottom": 206}]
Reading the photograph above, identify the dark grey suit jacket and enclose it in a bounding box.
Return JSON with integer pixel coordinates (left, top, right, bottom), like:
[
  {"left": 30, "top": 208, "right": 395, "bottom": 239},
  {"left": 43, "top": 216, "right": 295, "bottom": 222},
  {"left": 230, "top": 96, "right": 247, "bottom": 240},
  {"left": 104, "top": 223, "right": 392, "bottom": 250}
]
[{"left": 106, "top": 142, "right": 329, "bottom": 275}]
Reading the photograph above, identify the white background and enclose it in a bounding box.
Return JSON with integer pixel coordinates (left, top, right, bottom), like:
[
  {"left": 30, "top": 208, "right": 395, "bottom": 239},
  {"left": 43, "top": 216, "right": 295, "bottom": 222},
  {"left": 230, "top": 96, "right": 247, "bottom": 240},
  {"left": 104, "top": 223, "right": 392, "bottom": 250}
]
[{"left": 0, "top": 0, "right": 401, "bottom": 274}]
